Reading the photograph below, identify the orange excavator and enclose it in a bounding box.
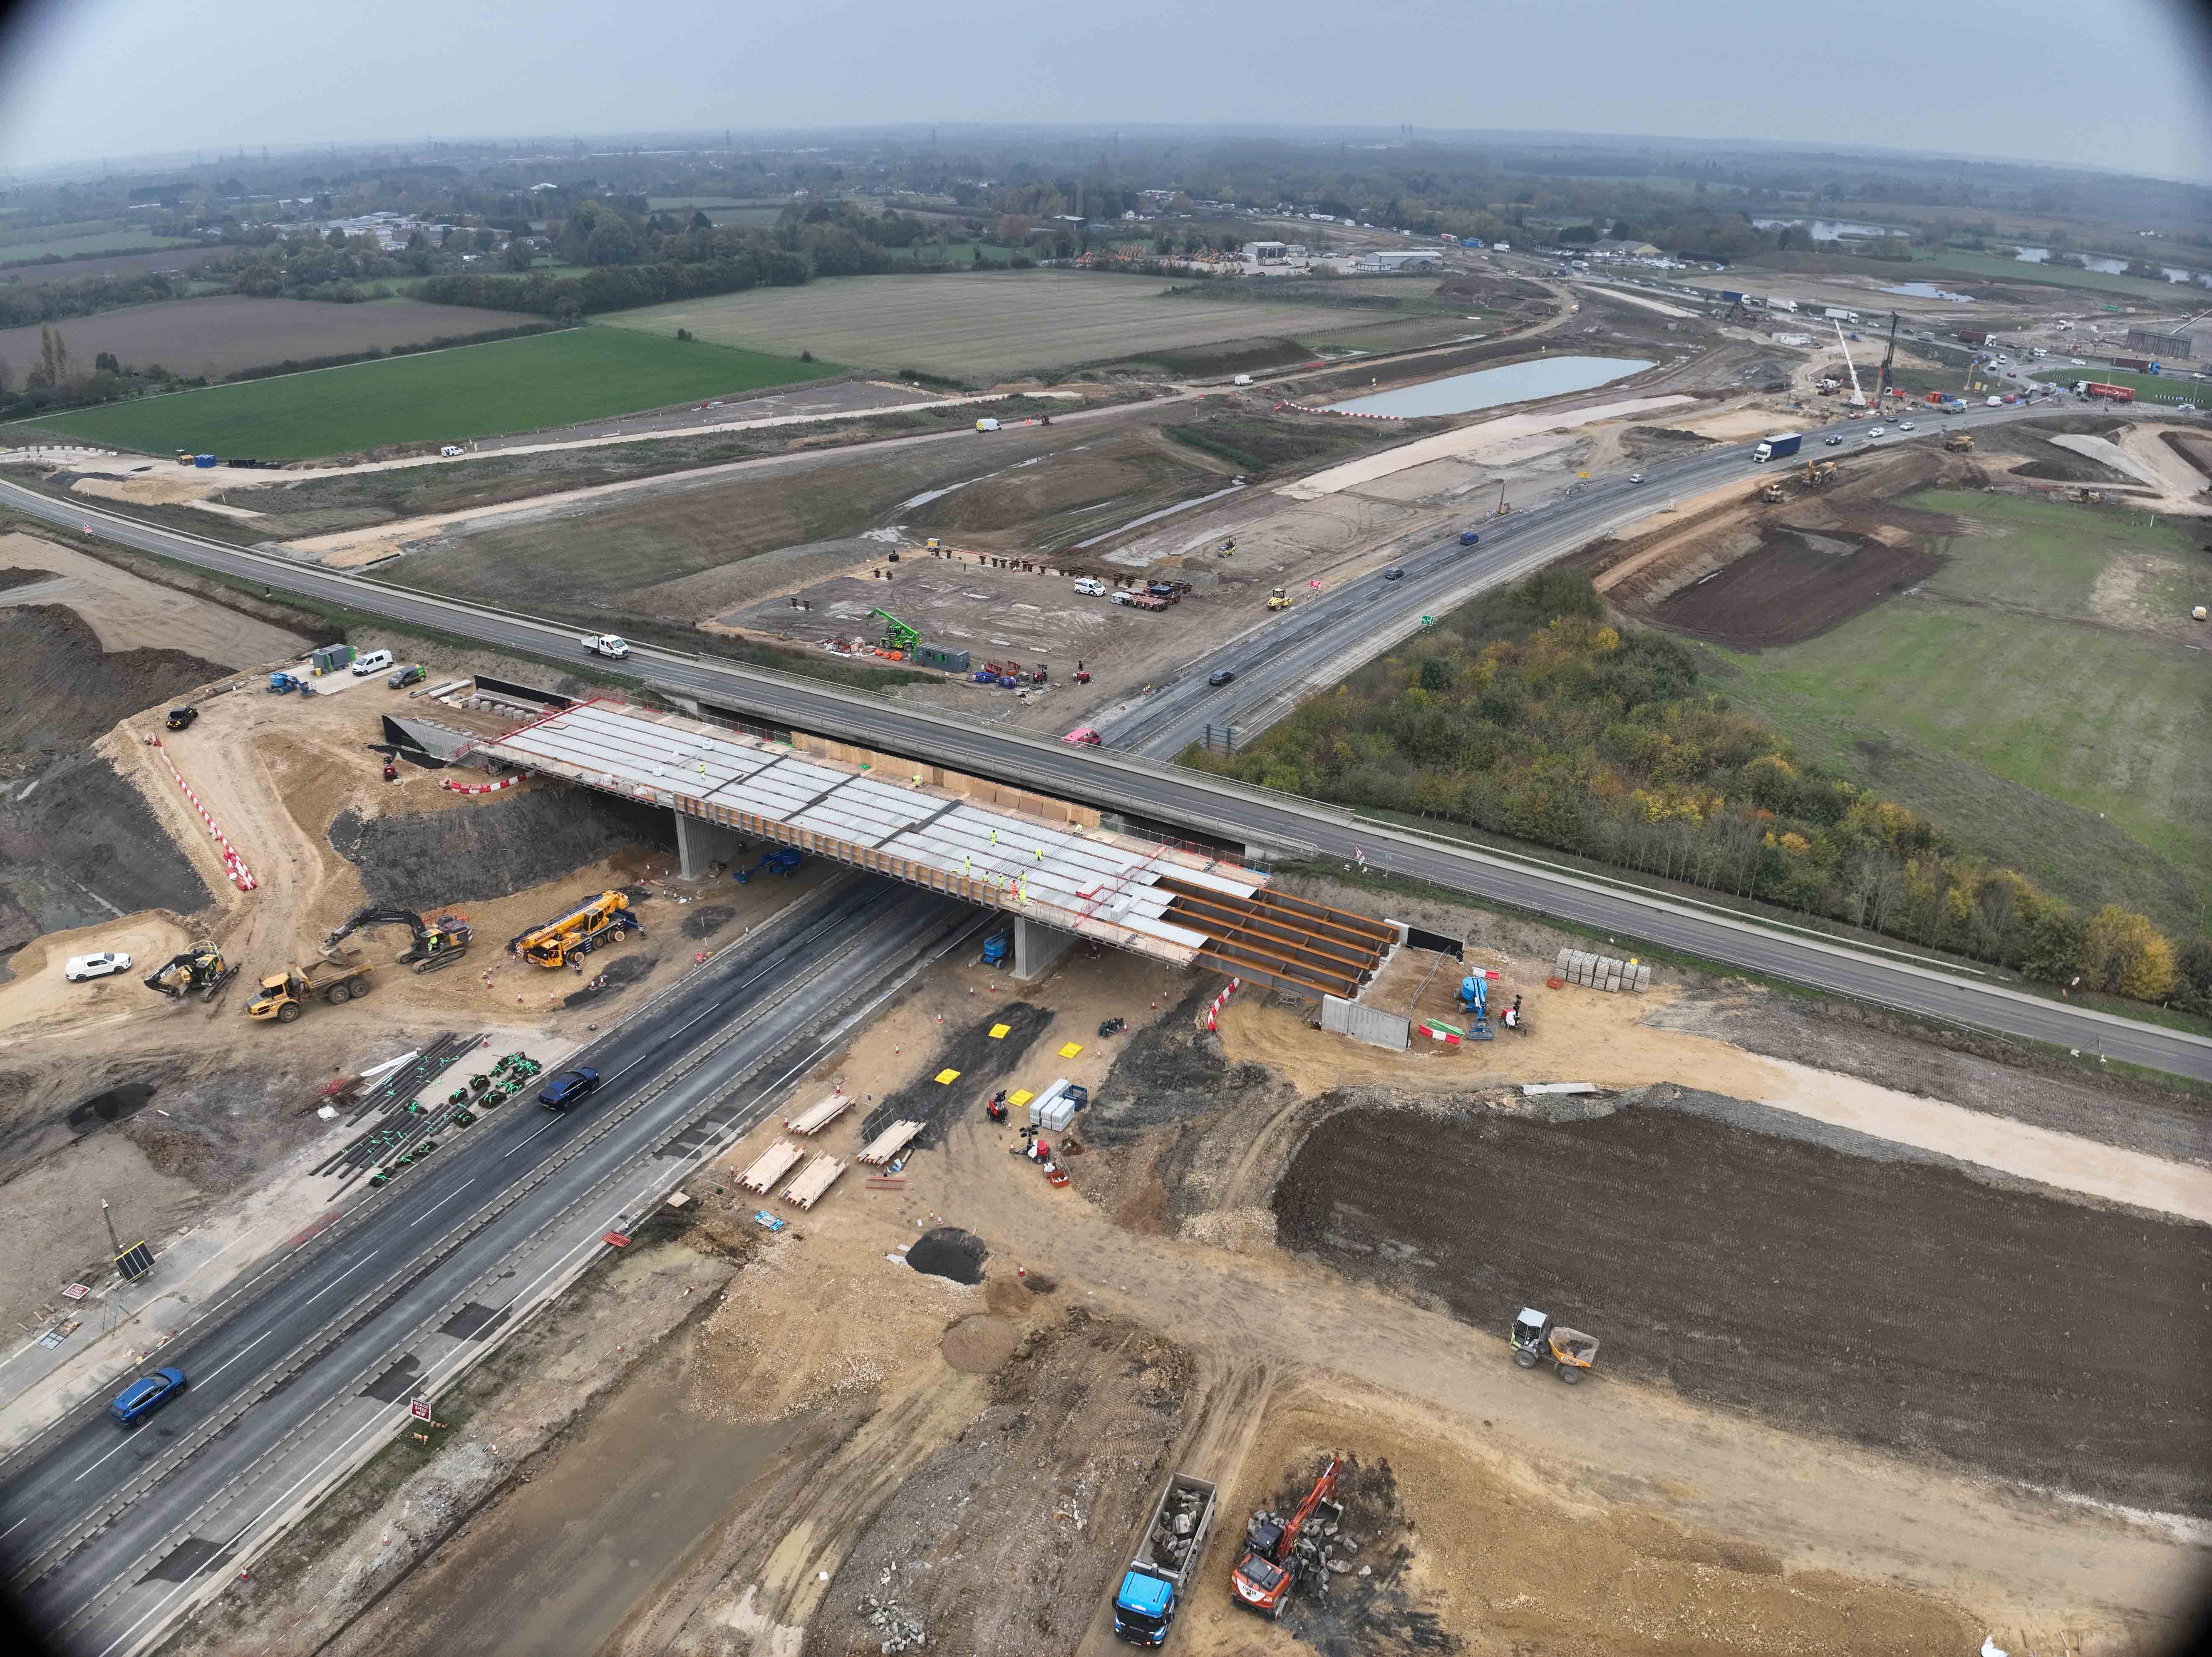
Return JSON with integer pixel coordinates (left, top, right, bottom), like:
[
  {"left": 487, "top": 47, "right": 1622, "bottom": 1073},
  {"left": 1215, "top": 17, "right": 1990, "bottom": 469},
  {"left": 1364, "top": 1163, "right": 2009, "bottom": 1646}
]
[{"left": 1228, "top": 1454, "right": 1342, "bottom": 1620}]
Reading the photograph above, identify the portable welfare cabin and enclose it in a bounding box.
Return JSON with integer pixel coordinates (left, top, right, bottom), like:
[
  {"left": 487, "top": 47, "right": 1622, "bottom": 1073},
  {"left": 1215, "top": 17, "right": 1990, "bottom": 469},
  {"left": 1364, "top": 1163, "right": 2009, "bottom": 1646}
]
[
  {"left": 310, "top": 643, "right": 356, "bottom": 674},
  {"left": 917, "top": 643, "right": 971, "bottom": 673}
]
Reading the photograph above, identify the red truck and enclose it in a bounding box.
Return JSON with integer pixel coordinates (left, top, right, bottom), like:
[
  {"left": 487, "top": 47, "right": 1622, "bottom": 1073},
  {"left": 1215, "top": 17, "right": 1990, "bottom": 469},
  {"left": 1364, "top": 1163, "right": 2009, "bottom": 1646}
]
[{"left": 2084, "top": 382, "right": 2136, "bottom": 402}]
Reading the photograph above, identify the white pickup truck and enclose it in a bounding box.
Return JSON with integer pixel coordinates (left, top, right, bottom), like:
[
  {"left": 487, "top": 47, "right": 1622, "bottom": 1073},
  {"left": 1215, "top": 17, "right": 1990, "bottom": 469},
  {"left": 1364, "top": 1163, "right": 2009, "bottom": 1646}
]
[{"left": 580, "top": 634, "right": 631, "bottom": 659}]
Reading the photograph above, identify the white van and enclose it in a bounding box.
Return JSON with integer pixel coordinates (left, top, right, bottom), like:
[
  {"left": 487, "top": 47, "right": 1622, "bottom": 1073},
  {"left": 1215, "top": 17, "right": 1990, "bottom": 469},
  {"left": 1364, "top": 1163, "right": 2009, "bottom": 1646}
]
[
  {"left": 975, "top": 418, "right": 1000, "bottom": 433},
  {"left": 350, "top": 648, "right": 394, "bottom": 676},
  {"left": 1072, "top": 577, "right": 1106, "bottom": 596}
]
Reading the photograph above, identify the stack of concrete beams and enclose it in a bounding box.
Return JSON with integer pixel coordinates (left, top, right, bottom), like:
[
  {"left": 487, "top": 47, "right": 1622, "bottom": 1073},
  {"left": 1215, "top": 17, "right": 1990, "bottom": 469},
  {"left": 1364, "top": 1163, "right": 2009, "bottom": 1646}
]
[
  {"left": 783, "top": 1154, "right": 845, "bottom": 1209},
  {"left": 1555, "top": 948, "right": 1650, "bottom": 992},
  {"left": 857, "top": 1120, "right": 927, "bottom": 1165},
  {"left": 785, "top": 1091, "right": 852, "bottom": 1135},
  {"left": 739, "top": 1139, "right": 804, "bottom": 1194}
]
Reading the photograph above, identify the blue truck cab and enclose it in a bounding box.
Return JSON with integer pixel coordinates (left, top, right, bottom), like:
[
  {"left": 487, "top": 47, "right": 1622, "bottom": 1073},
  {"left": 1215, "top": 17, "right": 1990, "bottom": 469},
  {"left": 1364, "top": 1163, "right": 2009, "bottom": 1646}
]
[
  {"left": 111, "top": 1366, "right": 186, "bottom": 1426},
  {"left": 1113, "top": 1568, "right": 1177, "bottom": 1645},
  {"left": 1111, "top": 1471, "right": 1214, "bottom": 1644}
]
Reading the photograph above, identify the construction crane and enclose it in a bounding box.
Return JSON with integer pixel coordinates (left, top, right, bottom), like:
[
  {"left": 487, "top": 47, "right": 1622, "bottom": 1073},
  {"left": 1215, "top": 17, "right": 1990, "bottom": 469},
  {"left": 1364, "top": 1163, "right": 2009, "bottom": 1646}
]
[
  {"left": 508, "top": 890, "right": 636, "bottom": 970},
  {"left": 1871, "top": 310, "right": 1902, "bottom": 406},
  {"left": 1228, "top": 1454, "right": 1343, "bottom": 1620},
  {"left": 320, "top": 906, "right": 475, "bottom": 973},
  {"left": 871, "top": 607, "right": 920, "bottom": 655},
  {"left": 1830, "top": 320, "right": 1867, "bottom": 406},
  {"left": 142, "top": 942, "right": 238, "bottom": 1003}
]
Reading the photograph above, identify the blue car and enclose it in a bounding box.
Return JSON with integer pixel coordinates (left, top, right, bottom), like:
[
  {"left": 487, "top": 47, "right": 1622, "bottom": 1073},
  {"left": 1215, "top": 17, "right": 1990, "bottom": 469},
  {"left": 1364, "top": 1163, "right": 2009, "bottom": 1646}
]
[
  {"left": 111, "top": 1367, "right": 186, "bottom": 1426},
  {"left": 538, "top": 1067, "right": 600, "bottom": 1112},
  {"left": 1458, "top": 530, "right": 1482, "bottom": 546}
]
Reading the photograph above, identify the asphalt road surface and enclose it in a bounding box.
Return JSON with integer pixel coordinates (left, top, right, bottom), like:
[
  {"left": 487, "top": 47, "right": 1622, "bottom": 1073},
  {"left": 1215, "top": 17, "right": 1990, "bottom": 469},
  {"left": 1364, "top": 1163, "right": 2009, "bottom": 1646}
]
[
  {"left": 0, "top": 878, "right": 972, "bottom": 1656},
  {"left": 2, "top": 396, "right": 2205, "bottom": 1082}
]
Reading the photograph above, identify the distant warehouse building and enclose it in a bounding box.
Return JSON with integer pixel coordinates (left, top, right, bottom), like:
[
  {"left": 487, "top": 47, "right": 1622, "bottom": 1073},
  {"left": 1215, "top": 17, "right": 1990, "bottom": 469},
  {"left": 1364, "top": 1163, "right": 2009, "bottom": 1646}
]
[
  {"left": 1241, "top": 240, "right": 1289, "bottom": 263},
  {"left": 1357, "top": 250, "right": 1443, "bottom": 274}
]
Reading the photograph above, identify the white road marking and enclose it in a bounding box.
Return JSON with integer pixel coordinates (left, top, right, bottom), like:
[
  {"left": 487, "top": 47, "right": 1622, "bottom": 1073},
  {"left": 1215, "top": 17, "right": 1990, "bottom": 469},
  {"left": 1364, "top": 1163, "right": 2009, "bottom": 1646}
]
[
  {"left": 297, "top": 1251, "right": 378, "bottom": 1309},
  {"left": 501, "top": 1118, "right": 561, "bottom": 1159},
  {"left": 191, "top": 1331, "right": 271, "bottom": 1388},
  {"left": 409, "top": 1180, "right": 475, "bottom": 1228},
  {"left": 70, "top": 1432, "right": 143, "bottom": 1483}
]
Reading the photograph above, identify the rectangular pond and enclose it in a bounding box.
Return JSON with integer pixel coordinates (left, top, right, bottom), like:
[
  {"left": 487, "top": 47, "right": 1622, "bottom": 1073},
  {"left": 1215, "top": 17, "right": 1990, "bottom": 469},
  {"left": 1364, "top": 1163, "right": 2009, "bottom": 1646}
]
[{"left": 1325, "top": 354, "right": 1653, "bottom": 418}]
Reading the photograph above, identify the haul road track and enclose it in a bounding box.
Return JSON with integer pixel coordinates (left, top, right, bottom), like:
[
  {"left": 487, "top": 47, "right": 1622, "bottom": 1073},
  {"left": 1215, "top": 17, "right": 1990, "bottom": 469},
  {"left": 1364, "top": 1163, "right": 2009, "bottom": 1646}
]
[
  {"left": 0, "top": 878, "right": 973, "bottom": 1657},
  {"left": 2, "top": 397, "right": 2207, "bottom": 1081}
]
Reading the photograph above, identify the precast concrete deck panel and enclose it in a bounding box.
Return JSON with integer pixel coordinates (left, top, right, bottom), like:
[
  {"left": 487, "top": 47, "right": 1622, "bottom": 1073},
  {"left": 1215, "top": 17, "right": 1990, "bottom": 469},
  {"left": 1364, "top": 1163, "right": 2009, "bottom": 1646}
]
[{"left": 472, "top": 699, "right": 1265, "bottom": 966}]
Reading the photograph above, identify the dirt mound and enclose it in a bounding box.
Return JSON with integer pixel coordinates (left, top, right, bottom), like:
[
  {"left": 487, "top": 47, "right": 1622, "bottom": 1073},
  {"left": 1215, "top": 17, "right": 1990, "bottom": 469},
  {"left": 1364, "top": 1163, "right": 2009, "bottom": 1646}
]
[
  {"left": 0, "top": 566, "right": 54, "bottom": 592},
  {"left": 1652, "top": 529, "right": 1944, "bottom": 647},
  {"left": 859, "top": 1001, "right": 1052, "bottom": 1143},
  {"left": 1273, "top": 1091, "right": 2212, "bottom": 1514},
  {"left": 0, "top": 754, "right": 212, "bottom": 952},
  {"left": 328, "top": 787, "right": 674, "bottom": 909},
  {"left": 0, "top": 604, "right": 229, "bottom": 776},
  {"left": 938, "top": 1312, "right": 1020, "bottom": 1372},
  {"left": 907, "top": 1226, "right": 987, "bottom": 1284}
]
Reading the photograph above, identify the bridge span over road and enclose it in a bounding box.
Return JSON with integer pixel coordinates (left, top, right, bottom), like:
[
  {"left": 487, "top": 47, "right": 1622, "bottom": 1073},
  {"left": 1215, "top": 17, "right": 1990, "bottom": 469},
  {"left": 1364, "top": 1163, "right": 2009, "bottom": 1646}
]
[{"left": 471, "top": 697, "right": 1398, "bottom": 1001}]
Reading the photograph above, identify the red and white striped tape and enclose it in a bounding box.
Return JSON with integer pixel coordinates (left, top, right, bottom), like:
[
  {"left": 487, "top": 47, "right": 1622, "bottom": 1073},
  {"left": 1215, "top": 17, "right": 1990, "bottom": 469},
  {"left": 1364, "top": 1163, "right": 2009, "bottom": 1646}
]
[
  {"left": 442, "top": 774, "right": 524, "bottom": 794},
  {"left": 1204, "top": 976, "right": 1242, "bottom": 1032},
  {"left": 149, "top": 737, "right": 256, "bottom": 891}
]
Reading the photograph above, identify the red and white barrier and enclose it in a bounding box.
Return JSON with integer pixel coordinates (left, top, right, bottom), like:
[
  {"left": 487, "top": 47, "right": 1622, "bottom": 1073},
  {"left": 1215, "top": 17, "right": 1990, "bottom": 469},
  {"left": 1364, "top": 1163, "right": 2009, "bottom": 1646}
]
[
  {"left": 1204, "top": 976, "right": 1242, "bottom": 1032},
  {"left": 442, "top": 774, "right": 523, "bottom": 794},
  {"left": 147, "top": 736, "right": 257, "bottom": 891}
]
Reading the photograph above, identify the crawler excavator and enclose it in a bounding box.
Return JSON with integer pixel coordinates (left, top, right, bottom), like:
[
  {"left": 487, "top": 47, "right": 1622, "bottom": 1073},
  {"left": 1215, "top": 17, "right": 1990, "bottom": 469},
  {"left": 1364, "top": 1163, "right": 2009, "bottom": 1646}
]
[
  {"left": 508, "top": 890, "right": 637, "bottom": 970},
  {"left": 1228, "top": 1454, "right": 1343, "bottom": 1620},
  {"left": 320, "top": 906, "right": 475, "bottom": 973},
  {"left": 142, "top": 942, "right": 239, "bottom": 1004}
]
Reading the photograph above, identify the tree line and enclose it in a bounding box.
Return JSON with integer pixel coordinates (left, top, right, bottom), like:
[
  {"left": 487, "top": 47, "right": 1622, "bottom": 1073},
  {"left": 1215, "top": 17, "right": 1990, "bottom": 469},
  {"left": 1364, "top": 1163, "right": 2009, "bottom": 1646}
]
[{"left": 1184, "top": 571, "right": 2206, "bottom": 1012}]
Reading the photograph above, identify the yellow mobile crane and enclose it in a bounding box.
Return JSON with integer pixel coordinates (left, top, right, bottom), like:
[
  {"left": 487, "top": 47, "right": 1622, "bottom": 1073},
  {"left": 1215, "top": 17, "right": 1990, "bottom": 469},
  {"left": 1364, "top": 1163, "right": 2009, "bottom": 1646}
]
[{"left": 508, "top": 890, "right": 637, "bottom": 970}]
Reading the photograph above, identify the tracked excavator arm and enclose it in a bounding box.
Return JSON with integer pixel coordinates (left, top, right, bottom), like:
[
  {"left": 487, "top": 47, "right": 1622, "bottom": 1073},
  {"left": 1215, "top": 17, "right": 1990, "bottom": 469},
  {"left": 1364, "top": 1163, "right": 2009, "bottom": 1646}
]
[
  {"left": 321, "top": 906, "right": 475, "bottom": 972},
  {"left": 143, "top": 942, "right": 239, "bottom": 1003}
]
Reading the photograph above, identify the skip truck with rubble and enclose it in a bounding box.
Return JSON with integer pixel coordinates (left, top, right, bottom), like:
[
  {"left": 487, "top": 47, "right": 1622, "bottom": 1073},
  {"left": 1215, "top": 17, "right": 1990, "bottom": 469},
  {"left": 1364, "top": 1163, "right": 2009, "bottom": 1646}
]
[{"left": 1112, "top": 1471, "right": 1217, "bottom": 1645}]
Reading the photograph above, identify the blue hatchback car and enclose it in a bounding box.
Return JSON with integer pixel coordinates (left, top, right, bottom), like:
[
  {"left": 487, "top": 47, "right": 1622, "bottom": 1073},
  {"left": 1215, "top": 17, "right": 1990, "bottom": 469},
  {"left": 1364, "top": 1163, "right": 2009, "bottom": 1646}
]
[
  {"left": 111, "top": 1367, "right": 186, "bottom": 1426},
  {"left": 538, "top": 1067, "right": 600, "bottom": 1112}
]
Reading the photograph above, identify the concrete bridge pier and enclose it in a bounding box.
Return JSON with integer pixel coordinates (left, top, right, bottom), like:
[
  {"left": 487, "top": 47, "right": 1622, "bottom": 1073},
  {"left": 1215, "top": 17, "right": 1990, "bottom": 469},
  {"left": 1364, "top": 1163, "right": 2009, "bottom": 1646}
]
[
  {"left": 1013, "top": 917, "right": 1075, "bottom": 981},
  {"left": 674, "top": 811, "right": 748, "bottom": 880}
]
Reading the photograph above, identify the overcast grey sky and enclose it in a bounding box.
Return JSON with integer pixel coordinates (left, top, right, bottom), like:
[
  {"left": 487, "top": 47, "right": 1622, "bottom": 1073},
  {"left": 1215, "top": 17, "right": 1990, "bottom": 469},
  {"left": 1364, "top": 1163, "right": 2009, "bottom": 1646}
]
[{"left": 2, "top": 0, "right": 2207, "bottom": 180}]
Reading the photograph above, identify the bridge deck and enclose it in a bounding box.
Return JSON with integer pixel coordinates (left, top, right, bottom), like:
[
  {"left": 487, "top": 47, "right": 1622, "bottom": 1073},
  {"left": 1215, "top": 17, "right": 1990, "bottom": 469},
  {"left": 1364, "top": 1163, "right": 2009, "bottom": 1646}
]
[{"left": 471, "top": 700, "right": 1266, "bottom": 967}]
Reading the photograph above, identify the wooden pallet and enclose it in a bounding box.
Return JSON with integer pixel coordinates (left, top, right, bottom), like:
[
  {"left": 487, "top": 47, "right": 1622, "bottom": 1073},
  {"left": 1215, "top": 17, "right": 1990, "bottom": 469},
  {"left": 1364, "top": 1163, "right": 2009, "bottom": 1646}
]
[
  {"left": 783, "top": 1153, "right": 846, "bottom": 1210},
  {"left": 785, "top": 1090, "right": 852, "bottom": 1135},
  {"left": 857, "top": 1119, "right": 926, "bottom": 1166}
]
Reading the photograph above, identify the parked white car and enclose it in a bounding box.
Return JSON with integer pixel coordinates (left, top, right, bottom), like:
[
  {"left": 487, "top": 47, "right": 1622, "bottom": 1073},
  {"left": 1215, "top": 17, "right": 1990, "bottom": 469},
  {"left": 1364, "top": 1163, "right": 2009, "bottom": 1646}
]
[
  {"left": 350, "top": 649, "right": 394, "bottom": 676},
  {"left": 1072, "top": 577, "right": 1106, "bottom": 596},
  {"left": 65, "top": 952, "right": 132, "bottom": 983}
]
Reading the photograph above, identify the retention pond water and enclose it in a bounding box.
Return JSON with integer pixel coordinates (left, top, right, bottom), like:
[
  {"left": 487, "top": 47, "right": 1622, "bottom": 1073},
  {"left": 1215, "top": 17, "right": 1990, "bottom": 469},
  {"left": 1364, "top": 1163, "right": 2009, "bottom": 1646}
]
[{"left": 1325, "top": 355, "right": 1651, "bottom": 418}]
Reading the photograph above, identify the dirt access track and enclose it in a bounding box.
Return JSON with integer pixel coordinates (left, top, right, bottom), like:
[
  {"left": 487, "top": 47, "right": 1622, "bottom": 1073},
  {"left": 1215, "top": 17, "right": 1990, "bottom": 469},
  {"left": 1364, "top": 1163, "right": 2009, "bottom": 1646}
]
[{"left": 183, "top": 877, "right": 2212, "bottom": 1657}]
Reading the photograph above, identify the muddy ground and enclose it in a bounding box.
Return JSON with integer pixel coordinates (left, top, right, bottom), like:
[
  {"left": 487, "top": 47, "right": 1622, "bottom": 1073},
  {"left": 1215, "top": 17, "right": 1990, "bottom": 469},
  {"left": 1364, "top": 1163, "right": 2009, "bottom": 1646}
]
[
  {"left": 804, "top": 1307, "right": 1194, "bottom": 1657},
  {"left": 1651, "top": 528, "right": 1946, "bottom": 646},
  {"left": 1274, "top": 1089, "right": 2212, "bottom": 1514},
  {"left": 329, "top": 788, "right": 676, "bottom": 911}
]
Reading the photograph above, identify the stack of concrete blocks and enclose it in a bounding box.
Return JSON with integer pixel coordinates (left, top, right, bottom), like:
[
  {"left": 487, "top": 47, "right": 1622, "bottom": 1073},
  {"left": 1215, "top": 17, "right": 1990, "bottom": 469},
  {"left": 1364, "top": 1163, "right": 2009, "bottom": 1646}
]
[{"left": 1555, "top": 948, "right": 1651, "bottom": 993}]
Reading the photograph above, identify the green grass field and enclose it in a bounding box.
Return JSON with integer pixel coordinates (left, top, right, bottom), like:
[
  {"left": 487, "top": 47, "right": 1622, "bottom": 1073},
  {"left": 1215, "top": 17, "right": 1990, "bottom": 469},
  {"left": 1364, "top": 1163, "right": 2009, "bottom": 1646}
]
[
  {"left": 0, "top": 230, "right": 198, "bottom": 264},
  {"left": 2029, "top": 366, "right": 2202, "bottom": 401},
  {"left": 22, "top": 325, "right": 840, "bottom": 460},
  {"left": 1712, "top": 490, "right": 2212, "bottom": 935},
  {"left": 1915, "top": 247, "right": 2206, "bottom": 303}
]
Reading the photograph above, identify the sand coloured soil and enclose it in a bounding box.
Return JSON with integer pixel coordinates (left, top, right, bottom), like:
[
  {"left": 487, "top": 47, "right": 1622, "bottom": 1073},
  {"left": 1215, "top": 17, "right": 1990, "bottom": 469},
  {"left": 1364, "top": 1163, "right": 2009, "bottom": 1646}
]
[{"left": 1277, "top": 394, "right": 1697, "bottom": 499}]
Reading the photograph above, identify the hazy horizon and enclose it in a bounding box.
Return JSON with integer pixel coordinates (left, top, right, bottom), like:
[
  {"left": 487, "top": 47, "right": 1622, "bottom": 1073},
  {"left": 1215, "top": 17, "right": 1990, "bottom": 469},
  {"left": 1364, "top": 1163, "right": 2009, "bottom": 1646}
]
[{"left": 2, "top": 0, "right": 2208, "bottom": 183}]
